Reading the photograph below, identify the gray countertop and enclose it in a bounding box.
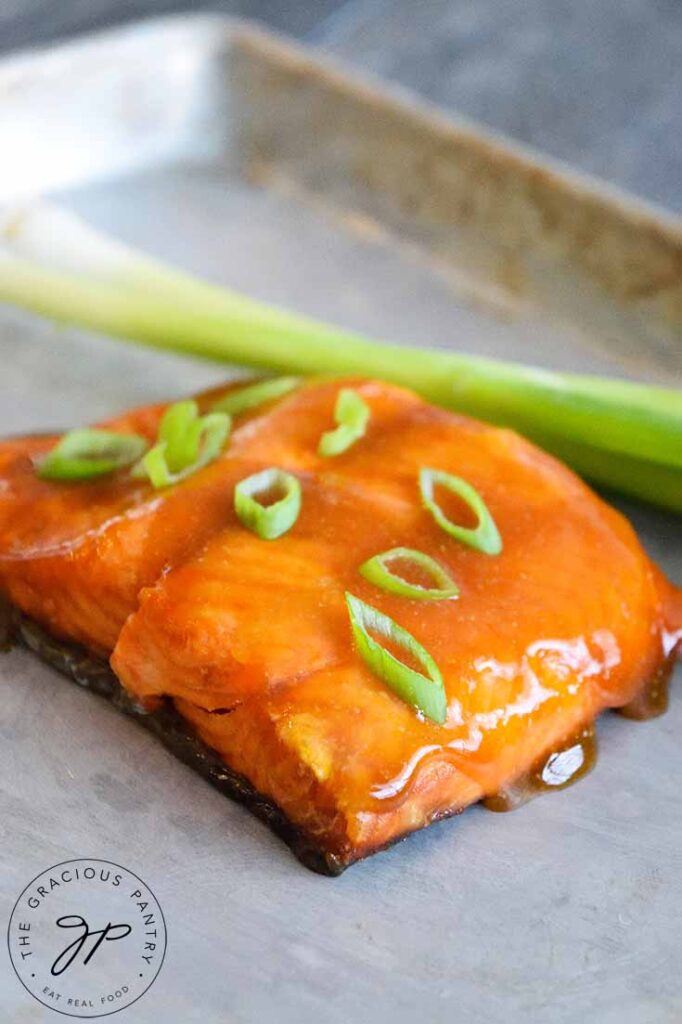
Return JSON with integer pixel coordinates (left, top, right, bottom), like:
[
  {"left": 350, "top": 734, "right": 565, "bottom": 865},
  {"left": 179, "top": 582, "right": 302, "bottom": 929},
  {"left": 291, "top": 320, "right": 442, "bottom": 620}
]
[{"left": 1, "top": 0, "right": 680, "bottom": 211}]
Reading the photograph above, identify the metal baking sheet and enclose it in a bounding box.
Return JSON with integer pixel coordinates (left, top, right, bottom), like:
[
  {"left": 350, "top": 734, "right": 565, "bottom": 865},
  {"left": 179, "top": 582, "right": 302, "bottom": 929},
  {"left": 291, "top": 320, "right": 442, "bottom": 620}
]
[{"left": 0, "top": 15, "right": 680, "bottom": 1023}]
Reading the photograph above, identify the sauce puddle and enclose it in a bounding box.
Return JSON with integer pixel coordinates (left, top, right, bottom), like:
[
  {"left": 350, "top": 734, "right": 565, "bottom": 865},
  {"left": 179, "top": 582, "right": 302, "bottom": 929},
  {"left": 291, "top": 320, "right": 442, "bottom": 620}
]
[
  {"left": 483, "top": 660, "right": 676, "bottom": 813},
  {"left": 483, "top": 723, "right": 597, "bottom": 812}
]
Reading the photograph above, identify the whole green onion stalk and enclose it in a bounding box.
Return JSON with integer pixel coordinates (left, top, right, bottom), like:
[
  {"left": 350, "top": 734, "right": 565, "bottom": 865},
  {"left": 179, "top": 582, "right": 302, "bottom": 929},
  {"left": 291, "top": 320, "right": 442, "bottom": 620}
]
[{"left": 0, "top": 203, "right": 680, "bottom": 512}]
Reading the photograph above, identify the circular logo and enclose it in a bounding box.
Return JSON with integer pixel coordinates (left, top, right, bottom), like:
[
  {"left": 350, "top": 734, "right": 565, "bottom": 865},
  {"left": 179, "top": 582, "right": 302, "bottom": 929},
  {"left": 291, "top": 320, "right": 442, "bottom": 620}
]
[{"left": 7, "top": 859, "right": 166, "bottom": 1018}]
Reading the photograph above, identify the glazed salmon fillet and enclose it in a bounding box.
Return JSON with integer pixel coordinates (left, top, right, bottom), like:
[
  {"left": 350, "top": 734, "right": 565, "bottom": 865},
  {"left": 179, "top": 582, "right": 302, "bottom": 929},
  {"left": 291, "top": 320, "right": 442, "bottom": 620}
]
[{"left": 1, "top": 378, "right": 679, "bottom": 871}]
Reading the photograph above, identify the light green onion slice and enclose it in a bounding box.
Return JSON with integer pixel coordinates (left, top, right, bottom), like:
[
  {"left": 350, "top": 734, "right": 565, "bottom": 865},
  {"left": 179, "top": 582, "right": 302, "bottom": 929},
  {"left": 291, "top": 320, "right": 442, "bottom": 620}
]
[
  {"left": 37, "top": 429, "right": 148, "bottom": 481},
  {"left": 419, "top": 467, "right": 502, "bottom": 555},
  {"left": 318, "top": 388, "right": 370, "bottom": 457},
  {"left": 234, "top": 468, "right": 302, "bottom": 540},
  {"left": 212, "top": 376, "right": 299, "bottom": 417},
  {"left": 155, "top": 400, "right": 202, "bottom": 473},
  {"left": 345, "top": 593, "right": 447, "bottom": 724},
  {"left": 133, "top": 400, "right": 231, "bottom": 488},
  {"left": 359, "top": 547, "right": 459, "bottom": 601}
]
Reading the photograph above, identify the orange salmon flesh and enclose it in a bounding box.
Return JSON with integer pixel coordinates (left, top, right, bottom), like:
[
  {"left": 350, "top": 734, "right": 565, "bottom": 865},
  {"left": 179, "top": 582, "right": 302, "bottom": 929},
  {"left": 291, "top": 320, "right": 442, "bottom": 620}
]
[{"left": 1, "top": 378, "right": 679, "bottom": 869}]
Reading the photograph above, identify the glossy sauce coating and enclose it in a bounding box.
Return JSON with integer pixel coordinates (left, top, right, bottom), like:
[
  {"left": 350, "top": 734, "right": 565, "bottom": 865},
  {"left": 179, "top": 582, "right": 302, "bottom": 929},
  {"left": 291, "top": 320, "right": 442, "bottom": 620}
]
[
  {"left": 0, "top": 378, "right": 679, "bottom": 865},
  {"left": 0, "top": 381, "right": 310, "bottom": 651}
]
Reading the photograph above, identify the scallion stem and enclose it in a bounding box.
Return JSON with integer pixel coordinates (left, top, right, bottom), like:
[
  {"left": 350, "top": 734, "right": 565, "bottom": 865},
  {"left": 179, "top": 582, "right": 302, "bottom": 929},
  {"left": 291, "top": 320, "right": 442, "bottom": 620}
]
[{"left": 1, "top": 204, "right": 680, "bottom": 512}]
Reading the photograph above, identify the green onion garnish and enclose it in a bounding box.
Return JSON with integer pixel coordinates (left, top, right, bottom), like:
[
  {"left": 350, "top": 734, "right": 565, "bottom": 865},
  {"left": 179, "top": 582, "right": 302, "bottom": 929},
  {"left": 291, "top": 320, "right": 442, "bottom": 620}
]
[
  {"left": 359, "top": 547, "right": 460, "bottom": 601},
  {"left": 212, "top": 376, "right": 299, "bottom": 417},
  {"left": 345, "top": 592, "right": 447, "bottom": 724},
  {"left": 133, "top": 400, "right": 230, "bottom": 488},
  {"left": 234, "top": 468, "right": 302, "bottom": 540},
  {"left": 37, "top": 429, "right": 148, "bottom": 481},
  {"left": 318, "top": 388, "right": 370, "bottom": 457},
  {"left": 419, "top": 467, "right": 502, "bottom": 555}
]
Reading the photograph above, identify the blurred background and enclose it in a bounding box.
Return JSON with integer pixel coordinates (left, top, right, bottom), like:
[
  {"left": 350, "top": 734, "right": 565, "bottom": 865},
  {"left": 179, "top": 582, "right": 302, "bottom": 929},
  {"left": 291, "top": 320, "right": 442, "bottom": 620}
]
[{"left": 1, "top": 0, "right": 680, "bottom": 212}]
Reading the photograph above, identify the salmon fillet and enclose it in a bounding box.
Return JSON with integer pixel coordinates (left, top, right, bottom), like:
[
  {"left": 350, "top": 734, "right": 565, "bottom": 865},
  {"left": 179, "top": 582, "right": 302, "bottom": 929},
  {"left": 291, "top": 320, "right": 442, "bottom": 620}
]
[{"left": 1, "top": 378, "right": 679, "bottom": 870}]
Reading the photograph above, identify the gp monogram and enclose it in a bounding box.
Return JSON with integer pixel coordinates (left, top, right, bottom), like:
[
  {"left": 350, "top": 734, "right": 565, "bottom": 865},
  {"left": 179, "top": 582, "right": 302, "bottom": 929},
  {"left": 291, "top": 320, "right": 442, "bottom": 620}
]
[{"left": 7, "top": 859, "right": 166, "bottom": 1018}]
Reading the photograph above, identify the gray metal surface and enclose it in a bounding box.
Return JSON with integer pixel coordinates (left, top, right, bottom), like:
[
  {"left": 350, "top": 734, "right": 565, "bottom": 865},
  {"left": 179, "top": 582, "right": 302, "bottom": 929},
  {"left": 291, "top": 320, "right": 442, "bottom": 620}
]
[
  {"left": 318, "top": 0, "right": 682, "bottom": 214},
  {"left": 0, "top": 17, "right": 680, "bottom": 1024},
  {"left": 2, "top": 1, "right": 680, "bottom": 213}
]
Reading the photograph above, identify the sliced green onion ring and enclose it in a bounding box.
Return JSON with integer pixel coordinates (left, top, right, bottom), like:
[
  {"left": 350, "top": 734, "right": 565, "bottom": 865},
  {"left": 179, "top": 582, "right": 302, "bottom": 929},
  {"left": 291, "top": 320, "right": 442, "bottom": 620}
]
[
  {"left": 37, "top": 429, "right": 148, "bottom": 481},
  {"left": 419, "top": 467, "right": 502, "bottom": 555},
  {"left": 318, "top": 388, "right": 370, "bottom": 457},
  {"left": 360, "top": 547, "right": 459, "bottom": 601},
  {"left": 133, "top": 401, "right": 231, "bottom": 488},
  {"left": 156, "top": 400, "right": 203, "bottom": 473},
  {"left": 212, "top": 376, "right": 299, "bottom": 417},
  {"left": 234, "top": 468, "right": 302, "bottom": 540},
  {"left": 345, "top": 592, "right": 447, "bottom": 724}
]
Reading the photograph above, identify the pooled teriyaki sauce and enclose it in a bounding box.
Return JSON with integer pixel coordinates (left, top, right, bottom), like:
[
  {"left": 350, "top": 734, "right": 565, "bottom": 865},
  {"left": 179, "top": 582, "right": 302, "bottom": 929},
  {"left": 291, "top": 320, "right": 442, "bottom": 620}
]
[
  {"left": 483, "top": 724, "right": 597, "bottom": 812},
  {"left": 482, "top": 658, "right": 676, "bottom": 813}
]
